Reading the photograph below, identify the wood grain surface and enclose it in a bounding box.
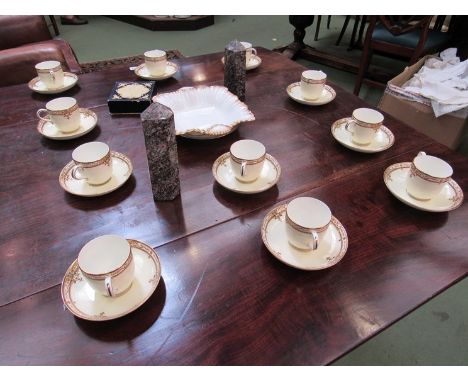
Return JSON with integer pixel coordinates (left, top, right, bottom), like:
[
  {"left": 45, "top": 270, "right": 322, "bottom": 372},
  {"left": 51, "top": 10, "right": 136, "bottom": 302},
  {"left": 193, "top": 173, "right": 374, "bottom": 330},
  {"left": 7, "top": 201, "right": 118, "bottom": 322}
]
[{"left": 0, "top": 48, "right": 466, "bottom": 365}]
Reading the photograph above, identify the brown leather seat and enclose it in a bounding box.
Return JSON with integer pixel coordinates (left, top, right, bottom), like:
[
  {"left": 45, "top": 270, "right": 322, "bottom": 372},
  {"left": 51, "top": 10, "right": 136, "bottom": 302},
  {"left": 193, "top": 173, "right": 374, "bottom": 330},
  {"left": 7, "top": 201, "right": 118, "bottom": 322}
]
[{"left": 0, "top": 16, "right": 81, "bottom": 87}]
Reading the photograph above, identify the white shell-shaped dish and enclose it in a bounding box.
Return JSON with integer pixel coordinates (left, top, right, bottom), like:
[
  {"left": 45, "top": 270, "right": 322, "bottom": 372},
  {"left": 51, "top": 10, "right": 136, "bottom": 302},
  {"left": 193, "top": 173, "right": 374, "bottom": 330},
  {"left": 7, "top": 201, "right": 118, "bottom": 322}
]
[{"left": 153, "top": 86, "right": 255, "bottom": 139}]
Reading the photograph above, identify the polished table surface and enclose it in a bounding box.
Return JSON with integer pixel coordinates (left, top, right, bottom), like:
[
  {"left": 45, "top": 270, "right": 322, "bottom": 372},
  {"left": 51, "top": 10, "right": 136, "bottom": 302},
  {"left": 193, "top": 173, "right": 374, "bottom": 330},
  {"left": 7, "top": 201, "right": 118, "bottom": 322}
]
[{"left": 0, "top": 48, "right": 466, "bottom": 365}]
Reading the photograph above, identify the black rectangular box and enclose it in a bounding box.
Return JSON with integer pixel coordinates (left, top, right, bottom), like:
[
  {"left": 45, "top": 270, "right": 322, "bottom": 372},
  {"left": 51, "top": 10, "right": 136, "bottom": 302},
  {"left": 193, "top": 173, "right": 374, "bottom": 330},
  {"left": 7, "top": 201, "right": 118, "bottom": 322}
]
[{"left": 107, "top": 81, "right": 156, "bottom": 114}]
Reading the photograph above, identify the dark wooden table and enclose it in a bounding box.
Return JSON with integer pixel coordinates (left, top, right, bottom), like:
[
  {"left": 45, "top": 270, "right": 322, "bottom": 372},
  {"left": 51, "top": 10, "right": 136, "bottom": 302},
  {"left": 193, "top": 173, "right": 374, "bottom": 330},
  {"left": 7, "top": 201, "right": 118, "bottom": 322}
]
[{"left": 0, "top": 48, "right": 466, "bottom": 365}]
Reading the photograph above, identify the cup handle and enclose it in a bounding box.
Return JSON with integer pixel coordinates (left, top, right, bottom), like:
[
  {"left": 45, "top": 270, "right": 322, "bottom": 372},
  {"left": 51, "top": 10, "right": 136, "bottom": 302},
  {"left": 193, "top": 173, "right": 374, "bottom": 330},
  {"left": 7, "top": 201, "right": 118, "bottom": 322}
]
[
  {"left": 36, "top": 109, "right": 51, "bottom": 122},
  {"left": 310, "top": 230, "right": 319, "bottom": 250},
  {"left": 49, "top": 69, "right": 56, "bottom": 84},
  {"left": 71, "top": 166, "right": 87, "bottom": 181},
  {"left": 251, "top": 48, "right": 257, "bottom": 57},
  {"left": 241, "top": 161, "right": 247, "bottom": 177},
  {"left": 105, "top": 276, "right": 113, "bottom": 297},
  {"left": 345, "top": 120, "right": 355, "bottom": 134}
]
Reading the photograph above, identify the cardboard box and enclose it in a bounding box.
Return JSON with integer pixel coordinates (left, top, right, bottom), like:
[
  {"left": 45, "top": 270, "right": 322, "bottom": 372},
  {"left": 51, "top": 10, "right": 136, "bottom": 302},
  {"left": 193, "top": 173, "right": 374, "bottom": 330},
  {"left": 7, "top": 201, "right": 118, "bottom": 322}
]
[{"left": 379, "top": 55, "right": 468, "bottom": 150}]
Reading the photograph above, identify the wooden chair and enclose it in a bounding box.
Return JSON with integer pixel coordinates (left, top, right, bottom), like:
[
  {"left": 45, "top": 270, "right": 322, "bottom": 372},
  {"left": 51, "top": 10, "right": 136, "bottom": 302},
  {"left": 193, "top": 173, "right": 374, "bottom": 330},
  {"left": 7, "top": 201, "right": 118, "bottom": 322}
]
[{"left": 354, "top": 16, "right": 453, "bottom": 95}]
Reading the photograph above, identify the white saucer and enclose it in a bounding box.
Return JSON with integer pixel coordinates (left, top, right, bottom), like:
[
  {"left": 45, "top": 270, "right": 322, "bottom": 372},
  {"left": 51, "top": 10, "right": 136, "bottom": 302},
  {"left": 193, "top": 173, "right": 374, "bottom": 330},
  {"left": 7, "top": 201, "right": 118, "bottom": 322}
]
[
  {"left": 221, "top": 55, "right": 262, "bottom": 70},
  {"left": 384, "top": 162, "right": 464, "bottom": 212},
  {"left": 37, "top": 108, "right": 98, "bottom": 140},
  {"left": 261, "top": 204, "right": 348, "bottom": 270},
  {"left": 28, "top": 72, "right": 78, "bottom": 94},
  {"left": 59, "top": 151, "right": 133, "bottom": 197},
  {"left": 61, "top": 239, "right": 161, "bottom": 321},
  {"left": 331, "top": 117, "right": 395, "bottom": 153},
  {"left": 286, "top": 82, "right": 336, "bottom": 106},
  {"left": 212, "top": 152, "right": 281, "bottom": 194},
  {"left": 134, "top": 62, "right": 179, "bottom": 80}
]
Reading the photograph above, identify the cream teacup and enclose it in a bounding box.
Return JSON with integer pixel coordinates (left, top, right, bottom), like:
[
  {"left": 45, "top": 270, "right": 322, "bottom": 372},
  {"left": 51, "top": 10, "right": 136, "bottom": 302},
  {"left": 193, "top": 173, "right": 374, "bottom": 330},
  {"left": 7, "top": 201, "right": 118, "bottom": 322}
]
[
  {"left": 345, "top": 108, "right": 384, "bottom": 145},
  {"left": 240, "top": 42, "right": 257, "bottom": 64},
  {"left": 406, "top": 151, "right": 453, "bottom": 200},
  {"left": 230, "top": 139, "right": 266, "bottom": 183},
  {"left": 78, "top": 235, "right": 135, "bottom": 297},
  {"left": 71, "top": 142, "right": 113, "bottom": 185},
  {"left": 300, "top": 70, "right": 327, "bottom": 100},
  {"left": 144, "top": 49, "right": 167, "bottom": 76},
  {"left": 286, "top": 197, "right": 332, "bottom": 251},
  {"left": 35, "top": 60, "right": 64, "bottom": 89},
  {"left": 36, "top": 97, "right": 81, "bottom": 133}
]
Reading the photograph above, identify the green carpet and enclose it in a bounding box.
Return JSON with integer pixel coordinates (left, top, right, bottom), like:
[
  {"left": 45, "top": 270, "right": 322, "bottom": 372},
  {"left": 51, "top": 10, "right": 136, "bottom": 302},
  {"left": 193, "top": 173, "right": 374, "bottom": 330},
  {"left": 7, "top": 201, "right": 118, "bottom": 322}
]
[{"left": 55, "top": 15, "right": 467, "bottom": 365}]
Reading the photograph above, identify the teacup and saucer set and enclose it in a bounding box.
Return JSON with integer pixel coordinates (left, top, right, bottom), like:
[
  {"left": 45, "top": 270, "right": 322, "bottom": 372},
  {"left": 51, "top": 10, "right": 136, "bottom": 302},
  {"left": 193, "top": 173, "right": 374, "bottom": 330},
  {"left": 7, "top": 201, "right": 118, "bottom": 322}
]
[
  {"left": 28, "top": 60, "right": 78, "bottom": 94},
  {"left": 59, "top": 141, "right": 133, "bottom": 197},
  {"left": 287, "top": 70, "right": 336, "bottom": 106},
  {"left": 221, "top": 41, "right": 262, "bottom": 70},
  {"left": 212, "top": 139, "right": 281, "bottom": 194},
  {"left": 36, "top": 97, "right": 98, "bottom": 140},
  {"left": 384, "top": 151, "right": 464, "bottom": 212},
  {"left": 134, "top": 49, "right": 179, "bottom": 81},
  {"left": 61, "top": 234, "right": 161, "bottom": 321},
  {"left": 262, "top": 197, "right": 348, "bottom": 270},
  {"left": 331, "top": 108, "right": 395, "bottom": 153}
]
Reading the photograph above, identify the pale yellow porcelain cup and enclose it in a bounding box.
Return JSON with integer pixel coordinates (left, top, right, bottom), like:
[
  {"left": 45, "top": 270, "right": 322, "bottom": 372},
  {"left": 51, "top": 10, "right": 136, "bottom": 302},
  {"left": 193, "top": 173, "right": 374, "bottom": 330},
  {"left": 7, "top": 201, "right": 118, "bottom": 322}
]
[
  {"left": 300, "top": 70, "right": 327, "bottom": 100},
  {"left": 35, "top": 60, "right": 64, "bottom": 89},
  {"left": 71, "top": 142, "right": 113, "bottom": 185},
  {"left": 36, "top": 97, "right": 81, "bottom": 133},
  {"left": 285, "top": 197, "right": 332, "bottom": 251},
  {"left": 240, "top": 41, "right": 257, "bottom": 64},
  {"left": 406, "top": 151, "right": 453, "bottom": 200},
  {"left": 345, "top": 108, "right": 384, "bottom": 145},
  {"left": 144, "top": 49, "right": 167, "bottom": 76},
  {"left": 230, "top": 139, "right": 266, "bottom": 183},
  {"left": 78, "top": 235, "right": 135, "bottom": 297}
]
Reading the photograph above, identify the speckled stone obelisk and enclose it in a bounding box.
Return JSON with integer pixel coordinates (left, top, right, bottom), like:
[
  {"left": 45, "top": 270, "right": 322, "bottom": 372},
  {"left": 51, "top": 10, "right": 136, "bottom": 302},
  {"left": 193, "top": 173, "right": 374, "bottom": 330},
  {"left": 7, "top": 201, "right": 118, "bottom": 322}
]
[
  {"left": 141, "top": 102, "right": 180, "bottom": 201},
  {"left": 224, "top": 40, "right": 246, "bottom": 101}
]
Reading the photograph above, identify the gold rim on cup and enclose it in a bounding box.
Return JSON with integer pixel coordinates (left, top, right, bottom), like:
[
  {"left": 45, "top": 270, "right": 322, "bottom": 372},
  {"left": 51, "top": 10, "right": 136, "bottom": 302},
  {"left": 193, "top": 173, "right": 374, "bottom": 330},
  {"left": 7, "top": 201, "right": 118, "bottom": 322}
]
[
  {"left": 351, "top": 116, "right": 382, "bottom": 129},
  {"left": 285, "top": 213, "right": 329, "bottom": 234},
  {"left": 409, "top": 162, "right": 451, "bottom": 184},
  {"left": 73, "top": 150, "right": 112, "bottom": 168},
  {"left": 229, "top": 151, "right": 266, "bottom": 165},
  {"left": 36, "top": 65, "right": 62, "bottom": 73},
  {"left": 301, "top": 75, "right": 327, "bottom": 85},
  {"left": 144, "top": 55, "right": 166, "bottom": 62},
  {"left": 46, "top": 102, "right": 79, "bottom": 117},
  {"left": 79, "top": 249, "right": 134, "bottom": 281}
]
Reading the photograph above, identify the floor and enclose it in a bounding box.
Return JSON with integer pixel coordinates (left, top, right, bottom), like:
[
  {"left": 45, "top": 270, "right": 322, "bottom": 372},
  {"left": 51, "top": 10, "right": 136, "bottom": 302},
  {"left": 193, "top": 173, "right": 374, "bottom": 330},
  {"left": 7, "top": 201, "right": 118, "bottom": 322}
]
[{"left": 55, "top": 15, "right": 468, "bottom": 365}]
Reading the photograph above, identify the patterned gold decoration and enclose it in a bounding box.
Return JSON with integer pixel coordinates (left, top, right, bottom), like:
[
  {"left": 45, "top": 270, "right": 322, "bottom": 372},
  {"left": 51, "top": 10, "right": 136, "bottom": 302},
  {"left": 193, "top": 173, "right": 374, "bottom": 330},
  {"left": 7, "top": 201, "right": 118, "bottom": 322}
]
[
  {"left": 301, "top": 75, "right": 326, "bottom": 85},
  {"left": 230, "top": 152, "right": 266, "bottom": 165},
  {"left": 73, "top": 151, "right": 111, "bottom": 168},
  {"left": 46, "top": 103, "right": 79, "bottom": 119},
  {"left": 410, "top": 162, "right": 451, "bottom": 184},
  {"left": 285, "top": 213, "right": 329, "bottom": 234},
  {"left": 115, "top": 83, "right": 151, "bottom": 99},
  {"left": 79, "top": 249, "right": 134, "bottom": 280}
]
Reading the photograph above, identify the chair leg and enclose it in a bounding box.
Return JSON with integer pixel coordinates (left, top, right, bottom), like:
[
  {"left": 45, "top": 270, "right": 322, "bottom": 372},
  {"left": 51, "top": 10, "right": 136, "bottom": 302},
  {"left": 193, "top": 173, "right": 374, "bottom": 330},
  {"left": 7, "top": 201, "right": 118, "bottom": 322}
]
[
  {"left": 49, "top": 15, "right": 59, "bottom": 36},
  {"left": 327, "top": 16, "right": 331, "bottom": 29},
  {"left": 314, "top": 16, "right": 322, "bottom": 41},
  {"left": 348, "top": 16, "right": 361, "bottom": 50},
  {"left": 356, "top": 15, "right": 367, "bottom": 48},
  {"left": 336, "top": 16, "right": 351, "bottom": 46},
  {"left": 354, "top": 48, "right": 372, "bottom": 96}
]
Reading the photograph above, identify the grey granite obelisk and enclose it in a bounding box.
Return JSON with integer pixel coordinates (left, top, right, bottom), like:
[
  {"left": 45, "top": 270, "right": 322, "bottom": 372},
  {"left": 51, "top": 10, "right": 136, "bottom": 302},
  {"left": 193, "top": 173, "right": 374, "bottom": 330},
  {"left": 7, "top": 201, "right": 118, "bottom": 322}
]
[
  {"left": 224, "top": 40, "right": 246, "bottom": 101},
  {"left": 141, "top": 102, "right": 180, "bottom": 201}
]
